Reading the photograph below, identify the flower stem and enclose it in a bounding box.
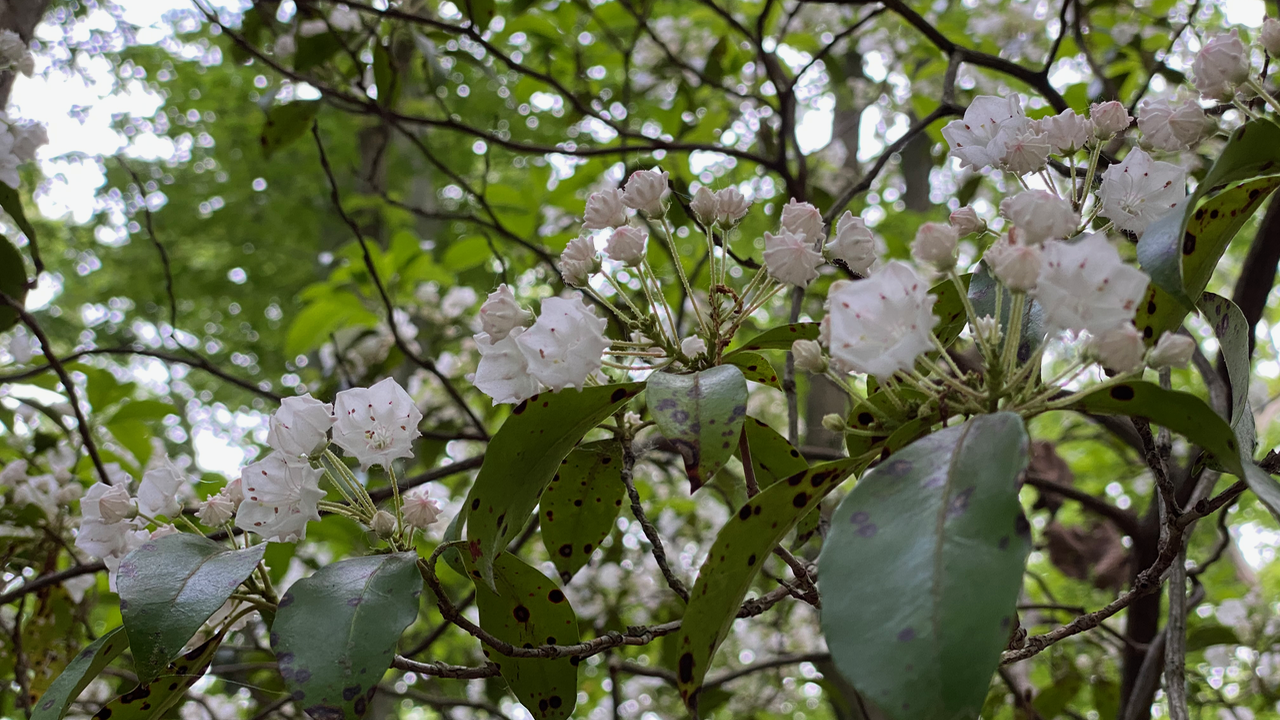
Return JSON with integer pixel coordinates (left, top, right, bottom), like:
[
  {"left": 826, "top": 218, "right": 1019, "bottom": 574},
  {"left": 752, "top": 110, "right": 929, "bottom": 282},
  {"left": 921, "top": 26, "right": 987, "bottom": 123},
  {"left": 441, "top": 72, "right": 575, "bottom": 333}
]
[{"left": 660, "top": 217, "right": 710, "bottom": 335}]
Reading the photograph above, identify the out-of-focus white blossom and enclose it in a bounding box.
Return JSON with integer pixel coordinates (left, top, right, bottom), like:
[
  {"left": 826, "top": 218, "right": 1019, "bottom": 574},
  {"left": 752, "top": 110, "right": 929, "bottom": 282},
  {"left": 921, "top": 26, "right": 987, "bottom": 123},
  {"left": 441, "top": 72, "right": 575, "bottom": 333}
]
[
  {"left": 949, "top": 206, "right": 986, "bottom": 236},
  {"left": 999, "top": 190, "right": 1079, "bottom": 244},
  {"left": 1087, "top": 324, "right": 1146, "bottom": 372},
  {"left": 1147, "top": 332, "right": 1196, "bottom": 368},
  {"left": 1138, "top": 98, "right": 1209, "bottom": 151},
  {"left": 1193, "top": 30, "right": 1251, "bottom": 100},
  {"left": 81, "top": 483, "right": 134, "bottom": 524},
  {"left": 1263, "top": 18, "right": 1280, "bottom": 57},
  {"left": 328, "top": 5, "right": 362, "bottom": 31},
  {"left": 910, "top": 223, "right": 958, "bottom": 269},
  {"left": 792, "top": 339, "right": 826, "bottom": 374}
]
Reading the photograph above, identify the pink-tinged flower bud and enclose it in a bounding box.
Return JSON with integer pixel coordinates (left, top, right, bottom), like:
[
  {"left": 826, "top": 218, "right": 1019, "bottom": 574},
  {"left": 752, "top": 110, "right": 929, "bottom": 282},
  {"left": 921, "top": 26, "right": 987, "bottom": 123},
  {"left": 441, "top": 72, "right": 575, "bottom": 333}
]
[
  {"left": 1263, "top": 18, "right": 1280, "bottom": 57},
  {"left": 558, "top": 236, "right": 599, "bottom": 287},
  {"left": 1039, "top": 109, "right": 1093, "bottom": 153},
  {"left": 583, "top": 188, "right": 628, "bottom": 230},
  {"left": 478, "top": 284, "right": 532, "bottom": 342},
  {"left": 605, "top": 226, "right": 648, "bottom": 266},
  {"left": 714, "top": 187, "right": 751, "bottom": 225},
  {"left": 763, "top": 228, "right": 824, "bottom": 287},
  {"left": 985, "top": 236, "right": 1042, "bottom": 292},
  {"left": 621, "top": 168, "right": 670, "bottom": 216},
  {"left": 999, "top": 190, "right": 1078, "bottom": 245},
  {"left": 689, "top": 186, "right": 719, "bottom": 226},
  {"left": 82, "top": 482, "right": 134, "bottom": 524},
  {"left": 1147, "top": 332, "right": 1196, "bottom": 369},
  {"left": 1193, "top": 30, "right": 1250, "bottom": 100},
  {"left": 403, "top": 487, "right": 443, "bottom": 529},
  {"left": 949, "top": 206, "right": 986, "bottom": 236},
  {"left": 780, "top": 199, "right": 824, "bottom": 245},
  {"left": 826, "top": 211, "right": 876, "bottom": 275},
  {"left": 197, "top": 492, "right": 236, "bottom": 526},
  {"left": 791, "top": 339, "right": 826, "bottom": 374},
  {"left": 1090, "top": 101, "right": 1133, "bottom": 137},
  {"left": 910, "top": 222, "right": 958, "bottom": 269}
]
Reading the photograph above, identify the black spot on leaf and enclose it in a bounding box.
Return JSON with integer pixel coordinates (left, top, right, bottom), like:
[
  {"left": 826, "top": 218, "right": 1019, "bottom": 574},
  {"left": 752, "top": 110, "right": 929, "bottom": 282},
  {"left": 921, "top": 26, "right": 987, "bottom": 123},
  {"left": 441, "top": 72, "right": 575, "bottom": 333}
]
[
  {"left": 548, "top": 589, "right": 566, "bottom": 603},
  {"left": 513, "top": 605, "right": 531, "bottom": 622},
  {"left": 1110, "top": 385, "right": 1136, "bottom": 401},
  {"left": 678, "top": 652, "right": 695, "bottom": 683}
]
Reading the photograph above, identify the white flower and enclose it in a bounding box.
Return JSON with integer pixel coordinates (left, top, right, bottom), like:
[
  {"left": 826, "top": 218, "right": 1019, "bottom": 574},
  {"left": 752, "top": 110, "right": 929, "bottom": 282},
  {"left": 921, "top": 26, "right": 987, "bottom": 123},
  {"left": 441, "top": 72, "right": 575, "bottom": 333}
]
[
  {"left": 583, "top": 188, "right": 628, "bottom": 230},
  {"left": 605, "top": 226, "right": 648, "bottom": 266},
  {"left": 714, "top": 187, "right": 751, "bottom": 225},
  {"left": 824, "top": 262, "right": 939, "bottom": 380},
  {"left": 402, "top": 486, "right": 443, "bottom": 529},
  {"left": 75, "top": 517, "right": 139, "bottom": 561},
  {"left": 1039, "top": 109, "right": 1093, "bottom": 153},
  {"left": 328, "top": 5, "right": 362, "bottom": 31},
  {"left": 1033, "top": 233, "right": 1150, "bottom": 335},
  {"left": 1148, "top": 332, "right": 1196, "bottom": 368},
  {"left": 235, "top": 453, "right": 325, "bottom": 543},
  {"left": 371, "top": 509, "right": 397, "bottom": 538},
  {"left": 0, "top": 130, "right": 21, "bottom": 188},
  {"left": 0, "top": 459, "right": 26, "bottom": 487},
  {"left": 275, "top": 33, "right": 297, "bottom": 55},
  {"left": 224, "top": 478, "right": 244, "bottom": 508},
  {"left": 10, "top": 124, "right": 46, "bottom": 163},
  {"left": 81, "top": 483, "right": 134, "bottom": 524},
  {"left": 15, "top": 474, "right": 58, "bottom": 517},
  {"left": 985, "top": 235, "right": 1042, "bottom": 292},
  {"left": 1193, "top": 30, "right": 1251, "bottom": 100},
  {"left": 1090, "top": 101, "right": 1133, "bottom": 137},
  {"left": 298, "top": 18, "right": 329, "bottom": 37},
  {"left": 137, "top": 456, "right": 185, "bottom": 518},
  {"left": 1138, "top": 98, "right": 1208, "bottom": 151},
  {"left": 999, "top": 190, "right": 1079, "bottom": 244},
  {"left": 516, "top": 294, "right": 611, "bottom": 391},
  {"left": 1087, "top": 325, "right": 1146, "bottom": 372},
  {"left": 332, "top": 377, "right": 424, "bottom": 470},
  {"left": 681, "top": 335, "right": 707, "bottom": 358},
  {"left": 559, "top": 236, "right": 599, "bottom": 287},
  {"left": 949, "top": 206, "right": 986, "bottom": 236},
  {"left": 942, "top": 95, "right": 1028, "bottom": 170},
  {"left": 910, "top": 222, "right": 958, "bottom": 269},
  {"left": 763, "top": 228, "right": 824, "bottom": 286},
  {"left": 473, "top": 328, "right": 541, "bottom": 405},
  {"left": 974, "top": 315, "right": 1001, "bottom": 344},
  {"left": 58, "top": 483, "right": 83, "bottom": 504},
  {"left": 994, "top": 124, "right": 1051, "bottom": 175},
  {"left": 690, "top": 186, "right": 719, "bottom": 225},
  {"left": 825, "top": 211, "right": 876, "bottom": 275},
  {"left": 1264, "top": 18, "right": 1280, "bottom": 57},
  {"left": 479, "top": 284, "right": 532, "bottom": 341},
  {"left": 441, "top": 286, "right": 478, "bottom": 319},
  {"left": 0, "top": 30, "right": 30, "bottom": 75},
  {"left": 792, "top": 339, "right": 827, "bottom": 374},
  {"left": 621, "top": 168, "right": 670, "bottom": 216},
  {"left": 267, "top": 394, "right": 335, "bottom": 462},
  {"left": 1098, "top": 148, "right": 1186, "bottom": 235},
  {"left": 780, "top": 199, "right": 825, "bottom": 246},
  {"left": 197, "top": 492, "right": 236, "bottom": 526}
]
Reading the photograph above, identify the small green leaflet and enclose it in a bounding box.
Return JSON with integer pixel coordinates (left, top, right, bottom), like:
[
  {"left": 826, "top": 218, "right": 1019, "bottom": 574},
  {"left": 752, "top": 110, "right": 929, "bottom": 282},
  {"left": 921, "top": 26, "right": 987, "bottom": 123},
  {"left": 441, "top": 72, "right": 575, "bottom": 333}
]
[
  {"left": 260, "top": 100, "right": 322, "bottom": 159},
  {"left": 0, "top": 183, "right": 39, "bottom": 246},
  {"left": 464, "top": 383, "right": 643, "bottom": 589},
  {"left": 540, "top": 440, "right": 627, "bottom": 582},
  {"left": 674, "top": 458, "right": 860, "bottom": 707},
  {"left": 647, "top": 366, "right": 748, "bottom": 492},
  {"left": 92, "top": 631, "right": 223, "bottom": 720},
  {"left": 819, "top": 413, "right": 1031, "bottom": 720},
  {"left": 33, "top": 627, "right": 128, "bottom": 720},
  {"left": 117, "top": 534, "right": 265, "bottom": 683},
  {"left": 475, "top": 552, "right": 580, "bottom": 720},
  {"left": 723, "top": 351, "right": 782, "bottom": 390},
  {"left": 0, "top": 233, "right": 27, "bottom": 333},
  {"left": 724, "top": 323, "right": 819, "bottom": 356}
]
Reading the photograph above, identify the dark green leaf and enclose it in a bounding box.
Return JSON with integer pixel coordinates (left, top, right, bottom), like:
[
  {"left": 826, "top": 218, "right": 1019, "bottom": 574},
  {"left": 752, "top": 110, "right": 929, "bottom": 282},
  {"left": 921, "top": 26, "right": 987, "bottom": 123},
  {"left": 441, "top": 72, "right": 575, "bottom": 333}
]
[
  {"left": 260, "top": 101, "right": 322, "bottom": 159},
  {"left": 539, "top": 440, "right": 626, "bottom": 582},
  {"left": 294, "top": 32, "right": 343, "bottom": 73},
  {"left": 1198, "top": 293, "right": 1251, "bottom": 431},
  {"left": 674, "top": 458, "right": 860, "bottom": 706},
  {"left": 969, "top": 263, "right": 1043, "bottom": 360},
  {"left": 0, "top": 183, "right": 39, "bottom": 245},
  {"left": 460, "top": 0, "right": 495, "bottom": 29},
  {"left": 724, "top": 351, "right": 781, "bottom": 390},
  {"left": 1198, "top": 117, "right": 1280, "bottom": 194},
  {"left": 474, "top": 552, "right": 579, "bottom": 720},
  {"left": 91, "top": 632, "right": 222, "bottom": 720},
  {"left": 32, "top": 627, "right": 128, "bottom": 720},
  {"left": 725, "top": 323, "right": 819, "bottom": 355},
  {"left": 819, "top": 413, "right": 1031, "bottom": 720},
  {"left": 373, "top": 42, "right": 399, "bottom": 108},
  {"left": 647, "top": 366, "right": 748, "bottom": 492},
  {"left": 1186, "top": 623, "right": 1241, "bottom": 652},
  {"left": 464, "top": 384, "right": 643, "bottom": 589},
  {"left": 0, "top": 233, "right": 27, "bottom": 332},
  {"left": 742, "top": 417, "right": 808, "bottom": 489},
  {"left": 117, "top": 534, "right": 265, "bottom": 683},
  {"left": 272, "top": 552, "right": 421, "bottom": 720},
  {"left": 932, "top": 273, "right": 972, "bottom": 348},
  {"left": 107, "top": 400, "right": 176, "bottom": 424},
  {"left": 1032, "top": 672, "right": 1082, "bottom": 719}
]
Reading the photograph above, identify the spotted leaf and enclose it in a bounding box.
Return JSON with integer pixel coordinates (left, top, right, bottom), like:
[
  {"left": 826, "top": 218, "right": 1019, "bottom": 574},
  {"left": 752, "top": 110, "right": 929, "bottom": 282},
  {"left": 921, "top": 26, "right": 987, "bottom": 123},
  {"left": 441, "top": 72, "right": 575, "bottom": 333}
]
[
  {"left": 540, "top": 440, "right": 627, "bottom": 582},
  {"left": 647, "top": 366, "right": 748, "bottom": 493},
  {"left": 724, "top": 351, "right": 781, "bottom": 390},
  {"left": 742, "top": 417, "right": 808, "bottom": 489},
  {"left": 91, "top": 631, "right": 222, "bottom": 720},
  {"left": 32, "top": 627, "right": 127, "bottom": 720},
  {"left": 1199, "top": 293, "right": 1253, "bottom": 438},
  {"left": 725, "top": 322, "right": 819, "bottom": 356},
  {"left": 271, "top": 552, "right": 421, "bottom": 720},
  {"left": 819, "top": 413, "right": 1031, "bottom": 720}
]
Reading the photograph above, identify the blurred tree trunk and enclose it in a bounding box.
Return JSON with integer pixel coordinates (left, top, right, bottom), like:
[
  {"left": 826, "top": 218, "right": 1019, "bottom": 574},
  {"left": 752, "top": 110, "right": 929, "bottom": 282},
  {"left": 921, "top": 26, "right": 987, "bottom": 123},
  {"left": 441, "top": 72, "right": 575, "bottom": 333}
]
[{"left": 0, "top": 0, "right": 51, "bottom": 108}]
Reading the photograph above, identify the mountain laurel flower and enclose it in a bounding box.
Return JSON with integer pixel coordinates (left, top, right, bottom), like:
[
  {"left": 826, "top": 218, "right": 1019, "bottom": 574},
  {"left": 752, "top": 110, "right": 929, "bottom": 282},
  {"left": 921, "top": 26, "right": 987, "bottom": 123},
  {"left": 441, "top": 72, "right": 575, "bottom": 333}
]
[
  {"left": 999, "top": 190, "right": 1079, "bottom": 244},
  {"left": 1139, "top": 98, "right": 1209, "bottom": 151},
  {"left": 1148, "top": 332, "right": 1196, "bottom": 368},
  {"left": 559, "top": 235, "right": 599, "bottom": 287},
  {"left": 478, "top": 284, "right": 532, "bottom": 341},
  {"left": 1033, "top": 233, "right": 1150, "bottom": 335},
  {"left": 985, "top": 235, "right": 1042, "bottom": 292},
  {"left": 371, "top": 510, "right": 397, "bottom": 539},
  {"left": 714, "top": 187, "right": 751, "bottom": 225},
  {"left": 473, "top": 329, "right": 540, "bottom": 405},
  {"left": 1039, "top": 109, "right": 1093, "bottom": 153},
  {"left": 516, "top": 294, "right": 611, "bottom": 391},
  {"left": 780, "top": 199, "right": 825, "bottom": 246},
  {"left": 333, "top": 377, "right": 424, "bottom": 470},
  {"left": 402, "top": 486, "right": 443, "bottom": 529},
  {"left": 137, "top": 456, "right": 185, "bottom": 518},
  {"left": 275, "top": 33, "right": 296, "bottom": 55},
  {"left": 267, "top": 394, "right": 335, "bottom": 461},
  {"left": 11, "top": 123, "right": 47, "bottom": 163},
  {"left": 583, "top": 188, "right": 628, "bottom": 230},
  {"left": 1098, "top": 148, "right": 1186, "bottom": 235},
  {"left": 792, "top": 339, "right": 827, "bottom": 374},
  {"left": 1090, "top": 101, "right": 1133, "bottom": 137},
  {"left": 995, "top": 125, "right": 1052, "bottom": 175},
  {"left": 949, "top": 206, "right": 986, "bottom": 236},
  {"left": 681, "top": 335, "right": 707, "bottom": 358},
  {"left": 1263, "top": 18, "right": 1280, "bottom": 57},
  {"left": 824, "top": 262, "right": 939, "bottom": 380},
  {"left": 910, "top": 222, "right": 959, "bottom": 269},
  {"left": 235, "top": 453, "right": 326, "bottom": 544},
  {"left": 605, "top": 226, "right": 648, "bottom": 266},
  {"left": 1193, "top": 30, "right": 1250, "bottom": 100},
  {"left": 973, "top": 315, "right": 1002, "bottom": 344},
  {"left": 764, "top": 228, "right": 825, "bottom": 286},
  {"left": 82, "top": 483, "right": 134, "bottom": 524},
  {"left": 942, "top": 94, "right": 1027, "bottom": 170},
  {"left": 690, "top": 186, "right": 719, "bottom": 226},
  {"left": 1087, "top": 324, "right": 1146, "bottom": 372},
  {"left": 621, "top": 168, "right": 670, "bottom": 216},
  {"left": 197, "top": 492, "right": 236, "bottom": 526},
  {"left": 826, "top": 212, "right": 876, "bottom": 275},
  {"left": 328, "top": 5, "right": 363, "bottom": 31},
  {"left": 75, "top": 517, "right": 138, "bottom": 561}
]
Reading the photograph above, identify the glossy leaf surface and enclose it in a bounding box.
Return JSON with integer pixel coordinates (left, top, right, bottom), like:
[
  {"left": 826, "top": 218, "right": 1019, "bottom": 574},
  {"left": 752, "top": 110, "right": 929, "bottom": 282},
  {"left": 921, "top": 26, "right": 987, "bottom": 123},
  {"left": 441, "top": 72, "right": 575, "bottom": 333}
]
[
  {"left": 32, "top": 627, "right": 127, "bottom": 720},
  {"left": 540, "top": 440, "right": 626, "bottom": 582},
  {"left": 91, "top": 632, "right": 222, "bottom": 720},
  {"left": 647, "top": 366, "right": 748, "bottom": 492},
  {"left": 725, "top": 323, "right": 819, "bottom": 356},
  {"left": 724, "top": 351, "right": 782, "bottom": 390}
]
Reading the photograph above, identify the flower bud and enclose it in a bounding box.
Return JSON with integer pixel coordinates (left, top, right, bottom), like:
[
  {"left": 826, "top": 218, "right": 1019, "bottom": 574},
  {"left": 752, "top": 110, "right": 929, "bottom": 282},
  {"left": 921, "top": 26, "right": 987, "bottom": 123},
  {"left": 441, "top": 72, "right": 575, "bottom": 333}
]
[
  {"left": 910, "top": 222, "right": 958, "bottom": 269},
  {"left": 826, "top": 212, "right": 876, "bottom": 275},
  {"left": 949, "top": 206, "right": 986, "bottom": 236},
  {"left": 985, "top": 235, "right": 1041, "bottom": 292},
  {"left": 973, "top": 315, "right": 1001, "bottom": 344},
  {"left": 605, "top": 226, "right": 648, "bottom": 266},
  {"left": 621, "top": 168, "right": 670, "bottom": 216},
  {"left": 371, "top": 509, "right": 397, "bottom": 539},
  {"left": 690, "top": 186, "right": 719, "bottom": 226},
  {"left": 763, "top": 228, "right": 824, "bottom": 287},
  {"left": 82, "top": 482, "right": 134, "bottom": 524},
  {"left": 1147, "top": 332, "right": 1196, "bottom": 369},
  {"left": 1039, "top": 108, "right": 1093, "bottom": 153},
  {"left": 780, "top": 199, "right": 824, "bottom": 245},
  {"left": 999, "top": 190, "right": 1078, "bottom": 245},
  {"left": 714, "top": 187, "right": 751, "bottom": 226},
  {"left": 402, "top": 488, "right": 442, "bottom": 530},
  {"left": 1090, "top": 101, "right": 1133, "bottom": 138},
  {"left": 1264, "top": 18, "right": 1280, "bottom": 58},
  {"left": 559, "top": 236, "right": 599, "bottom": 287},
  {"left": 1087, "top": 325, "right": 1146, "bottom": 372},
  {"left": 792, "top": 339, "right": 827, "bottom": 374},
  {"left": 479, "top": 284, "right": 533, "bottom": 342},
  {"left": 1193, "top": 30, "right": 1250, "bottom": 100},
  {"left": 198, "top": 492, "right": 236, "bottom": 526},
  {"left": 583, "top": 188, "right": 628, "bottom": 230},
  {"left": 821, "top": 413, "right": 847, "bottom": 433},
  {"left": 681, "top": 335, "right": 707, "bottom": 358}
]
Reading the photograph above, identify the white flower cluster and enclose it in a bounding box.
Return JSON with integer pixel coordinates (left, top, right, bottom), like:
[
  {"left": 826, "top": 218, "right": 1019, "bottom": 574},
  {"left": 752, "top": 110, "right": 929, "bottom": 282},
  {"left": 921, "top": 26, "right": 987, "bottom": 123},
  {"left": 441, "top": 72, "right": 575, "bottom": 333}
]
[
  {"left": 273, "top": 4, "right": 363, "bottom": 56},
  {"left": 0, "top": 114, "right": 48, "bottom": 189},
  {"left": 0, "top": 30, "right": 34, "bottom": 78}
]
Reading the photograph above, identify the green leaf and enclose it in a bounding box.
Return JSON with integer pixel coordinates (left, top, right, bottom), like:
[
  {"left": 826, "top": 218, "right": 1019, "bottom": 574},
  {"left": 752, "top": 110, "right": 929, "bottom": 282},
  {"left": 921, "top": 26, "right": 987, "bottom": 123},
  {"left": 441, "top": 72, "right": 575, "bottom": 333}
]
[
  {"left": 674, "top": 458, "right": 860, "bottom": 706},
  {"left": 1186, "top": 623, "right": 1241, "bottom": 652},
  {"left": 1066, "top": 381, "right": 1243, "bottom": 476},
  {"left": 0, "top": 183, "right": 39, "bottom": 245},
  {"left": 742, "top": 417, "right": 808, "bottom": 489},
  {"left": 260, "top": 100, "right": 322, "bottom": 159},
  {"left": 539, "top": 440, "right": 626, "bottom": 582},
  {"left": 272, "top": 552, "right": 422, "bottom": 720},
  {"left": 0, "top": 233, "right": 27, "bottom": 333},
  {"left": 107, "top": 400, "right": 176, "bottom": 424},
  {"left": 285, "top": 295, "right": 379, "bottom": 356},
  {"left": 1198, "top": 293, "right": 1251, "bottom": 430},
  {"left": 32, "top": 627, "right": 128, "bottom": 720},
  {"left": 819, "top": 413, "right": 1031, "bottom": 720},
  {"left": 117, "top": 534, "right": 266, "bottom": 683},
  {"left": 969, "top": 263, "right": 1043, "bottom": 359},
  {"left": 723, "top": 351, "right": 781, "bottom": 390},
  {"left": 1237, "top": 457, "right": 1280, "bottom": 524},
  {"left": 91, "top": 631, "right": 222, "bottom": 720},
  {"left": 1198, "top": 117, "right": 1280, "bottom": 194},
  {"left": 932, "top": 273, "right": 972, "bottom": 348},
  {"left": 474, "top": 552, "right": 580, "bottom": 720},
  {"left": 373, "top": 42, "right": 399, "bottom": 108},
  {"left": 464, "top": 383, "right": 643, "bottom": 589},
  {"left": 442, "top": 236, "right": 491, "bottom": 271},
  {"left": 1032, "top": 672, "right": 1082, "bottom": 719},
  {"left": 725, "top": 323, "right": 819, "bottom": 356},
  {"left": 460, "top": 0, "right": 495, "bottom": 29},
  {"left": 294, "top": 32, "right": 343, "bottom": 73},
  {"left": 647, "top": 366, "right": 749, "bottom": 492}
]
